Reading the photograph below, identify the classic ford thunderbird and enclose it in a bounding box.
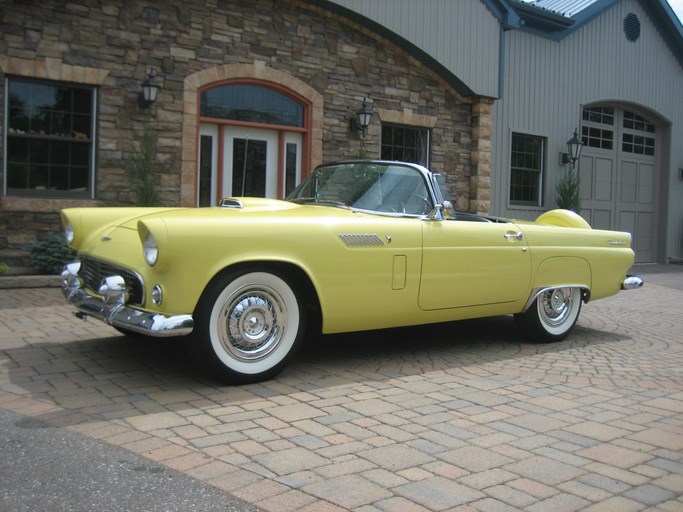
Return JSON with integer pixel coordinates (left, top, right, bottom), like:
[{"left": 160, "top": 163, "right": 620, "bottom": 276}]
[{"left": 61, "top": 160, "right": 642, "bottom": 383}]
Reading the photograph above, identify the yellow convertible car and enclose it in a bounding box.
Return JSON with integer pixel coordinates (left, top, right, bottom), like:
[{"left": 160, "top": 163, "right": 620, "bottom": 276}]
[{"left": 61, "top": 160, "right": 643, "bottom": 383}]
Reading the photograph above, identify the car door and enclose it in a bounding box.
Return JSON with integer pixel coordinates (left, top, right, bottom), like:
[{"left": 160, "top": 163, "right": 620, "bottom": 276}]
[{"left": 419, "top": 218, "right": 532, "bottom": 310}]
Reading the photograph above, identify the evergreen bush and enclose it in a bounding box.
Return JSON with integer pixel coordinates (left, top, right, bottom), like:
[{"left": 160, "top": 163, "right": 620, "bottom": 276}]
[
  {"left": 129, "top": 126, "right": 161, "bottom": 206},
  {"left": 28, "top": 233, "right": 76, "bottom": 274},
  {"left": 556, "top": 162, "right": 581, "bottom": 212}
]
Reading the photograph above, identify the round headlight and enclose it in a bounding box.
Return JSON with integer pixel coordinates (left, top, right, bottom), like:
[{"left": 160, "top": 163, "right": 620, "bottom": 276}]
[
  {"left": 64, "top": 223, "right": 75, "bottom": 245},
  {"left": 143, "top": 233, "right": 159, "bottom": 266}
]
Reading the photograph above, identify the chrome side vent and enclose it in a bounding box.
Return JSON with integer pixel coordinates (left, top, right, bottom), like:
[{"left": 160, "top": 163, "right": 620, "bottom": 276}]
[
  {"left": 221, "top": 198, "right": 243, "bottom": 209},
  {"left": 338, "top": 234, "right": 384, "bottom": 247}
]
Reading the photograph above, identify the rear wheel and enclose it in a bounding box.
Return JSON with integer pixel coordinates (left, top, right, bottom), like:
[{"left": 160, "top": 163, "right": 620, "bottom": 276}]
[
  {"left": 188, "top": 269, "right": 306, "bottom": 383},
  {"left": 514, "top": 287, "right": 582, "bottom": 342}
]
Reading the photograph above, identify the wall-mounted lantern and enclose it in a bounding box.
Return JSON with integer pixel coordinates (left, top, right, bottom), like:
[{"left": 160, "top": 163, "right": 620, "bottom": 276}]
[
  {"left": 350, "top": 97, "right": 373, "bottom": 138},
  {"left": 561, "top": 128, "right": 585, "bottom": 165},
  {"left": 139, "top": 69, "right": 161, "bottom": 108}
]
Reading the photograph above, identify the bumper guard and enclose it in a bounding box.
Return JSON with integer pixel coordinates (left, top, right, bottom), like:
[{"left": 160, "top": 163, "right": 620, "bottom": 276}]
[
  {"left": 61, "top": 262, "right": 193, "bottom": 337},
  {"left": 622, "top": 275, "right": 644, "bottom": 290}
]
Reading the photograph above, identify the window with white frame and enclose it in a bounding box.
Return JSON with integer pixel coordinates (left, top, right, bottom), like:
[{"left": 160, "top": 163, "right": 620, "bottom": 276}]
[
  {"left": 380, "top": 124, "right": 430, "bottom": 167},
  {"left": 582, "top": 106, "right": 614, "bottom": 150},
  {"left": 4, "top": 78, "right": 95, "bottom": 197},
  {"left": 622, "top": 111, "right": 655, "bottom": 156},
  {"left": 509, "top": 133, "right": 545, "bottom": 206}
]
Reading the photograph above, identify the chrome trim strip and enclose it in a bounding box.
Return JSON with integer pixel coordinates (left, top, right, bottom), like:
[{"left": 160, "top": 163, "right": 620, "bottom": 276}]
[
  {"left": 522, "top": 284, "right": 588, "bottom": 312},
  {"left": 61, "top": 263, "right": 193, "bottom": 337}
]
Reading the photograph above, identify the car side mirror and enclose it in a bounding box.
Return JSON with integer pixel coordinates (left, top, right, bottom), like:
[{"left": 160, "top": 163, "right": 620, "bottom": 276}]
[
  {"left": 426, "top": 201, "right": 456, "bottom": 221},
  {"left": 443, "top": 201, "right": 456, "bottom": 219},
  {"left": 426, "top": 204, "right": 445, "bottom": 221}
]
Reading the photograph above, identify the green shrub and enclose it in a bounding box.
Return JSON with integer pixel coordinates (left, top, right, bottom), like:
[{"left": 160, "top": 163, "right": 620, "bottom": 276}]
[
  {"left": 128, "top": 126, "right": 161, "bottom": 206},
  {"left": 28, "top": 233, "right": 76, "bottom": 274},
  {"left": 556, "top": 163, "right": 581, "bottom": 212},
  {"left": 0, "top": 262, "right": 8, "bottom": 275}
]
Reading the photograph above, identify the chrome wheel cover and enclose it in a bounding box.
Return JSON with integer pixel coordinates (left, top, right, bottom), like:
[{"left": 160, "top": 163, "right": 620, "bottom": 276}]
[
  {"left": 539, "top": 288, "right": 574, "bottom": 327},
  {"left": 217, "top": 285, "right": 287, "bottom": 362}
]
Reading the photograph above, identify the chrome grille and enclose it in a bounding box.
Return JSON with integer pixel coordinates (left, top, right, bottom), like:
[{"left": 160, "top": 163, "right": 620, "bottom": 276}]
[{"left": 80, "top": 257, "right": 145, "bottom": 306}]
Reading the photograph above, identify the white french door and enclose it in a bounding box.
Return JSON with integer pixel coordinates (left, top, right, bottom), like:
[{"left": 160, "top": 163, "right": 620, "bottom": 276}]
[
  {"left": 224, "top": 127, "right": 278, "bottom": 199},
  {"left": 198, "top": 124, "right": 302, "bottom": 206}
]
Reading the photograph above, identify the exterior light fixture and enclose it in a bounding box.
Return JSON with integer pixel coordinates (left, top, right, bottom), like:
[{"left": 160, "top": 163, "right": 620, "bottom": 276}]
[
  {"left": 139, "top": 69, "right": 161, "bottom": 108},
  {"left": 350, "top": 97, "right": 373, "bottom": 137},
  {"left": 561, "top": 128, "right": 585, "bottom": 165}
]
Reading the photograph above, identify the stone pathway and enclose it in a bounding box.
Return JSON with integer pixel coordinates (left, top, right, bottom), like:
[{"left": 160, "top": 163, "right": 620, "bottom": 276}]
[{"left": 1, "top": 266, "right": 682, "bottom": 511}]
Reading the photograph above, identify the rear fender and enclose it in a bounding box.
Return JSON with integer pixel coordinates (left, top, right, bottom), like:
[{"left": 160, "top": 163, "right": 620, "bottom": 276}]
[
  {"left": 536, "top": 209, "right": 591, "bottom": 229},
  {"left": 526, "top": 257, "right": 591, "bottom": 311}
]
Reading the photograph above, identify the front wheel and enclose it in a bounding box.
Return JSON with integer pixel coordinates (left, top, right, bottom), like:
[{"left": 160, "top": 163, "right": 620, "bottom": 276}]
[
  {"left": 514, "top": 287, "right": 582, "bottom": 343},
  {"left": 188, "top": 270, "right": 306, "bottom": 383}
]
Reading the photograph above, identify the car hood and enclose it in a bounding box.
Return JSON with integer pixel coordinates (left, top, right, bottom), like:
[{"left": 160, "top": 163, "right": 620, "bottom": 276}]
[
  {"left": 114, "top": 198, "right": 308, "bottom": 229},
  {"left": 63, "top": 198, "right": 360, "bottom": 248}
]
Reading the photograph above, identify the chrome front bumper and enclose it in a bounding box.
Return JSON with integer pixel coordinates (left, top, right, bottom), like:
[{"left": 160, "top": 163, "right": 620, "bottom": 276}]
[{"left": 61, "top": 262, "right": 194, "bottom": 337}]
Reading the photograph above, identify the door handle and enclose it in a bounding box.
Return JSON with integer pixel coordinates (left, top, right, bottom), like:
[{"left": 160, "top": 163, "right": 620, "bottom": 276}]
[{"left": 504, "top": 231, "right": 524, "bottom": 241}]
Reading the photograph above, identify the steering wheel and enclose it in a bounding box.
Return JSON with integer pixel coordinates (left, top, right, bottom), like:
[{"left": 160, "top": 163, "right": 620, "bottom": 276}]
[{"left": 403, "top": 193, "right": 432, "bottom": 214}]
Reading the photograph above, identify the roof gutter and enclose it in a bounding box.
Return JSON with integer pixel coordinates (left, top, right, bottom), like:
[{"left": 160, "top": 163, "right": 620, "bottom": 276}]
[{"left": 510, "top": 0, "right": 576, "bottom": 30}]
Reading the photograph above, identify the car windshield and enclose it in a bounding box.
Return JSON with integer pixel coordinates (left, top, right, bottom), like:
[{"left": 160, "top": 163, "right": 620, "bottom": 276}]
[{"left": 286, "top": 162, "right": 434, "bottom": 215}]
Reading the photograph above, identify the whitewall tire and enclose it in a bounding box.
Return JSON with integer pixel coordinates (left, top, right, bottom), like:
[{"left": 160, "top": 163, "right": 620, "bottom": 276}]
[
  {"left": 189, "top": 270, "right": 305, "bottom": 383},
  {"left": 514, "top": 287, "right": 582, "bottom": 343}
]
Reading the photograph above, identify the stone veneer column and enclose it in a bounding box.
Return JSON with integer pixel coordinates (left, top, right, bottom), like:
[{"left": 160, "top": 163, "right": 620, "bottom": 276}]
[
  {"left": 180, "top": 61, "right": 324, "bottom": 207},
  {"left": 470, "top": 98, "right": 493, "bottom": 215}
]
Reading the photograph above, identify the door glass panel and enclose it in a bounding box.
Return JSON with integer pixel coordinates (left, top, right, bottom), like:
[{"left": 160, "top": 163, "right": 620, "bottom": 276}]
[
  {"left": 199, "top": 135, "right": 213, "bottom": 206},
  {"left": 285, "top": 142, "right": 298, "bottom": 196},
  {"left": 232, "top": 138, "right": 267, "bottom": 197}
]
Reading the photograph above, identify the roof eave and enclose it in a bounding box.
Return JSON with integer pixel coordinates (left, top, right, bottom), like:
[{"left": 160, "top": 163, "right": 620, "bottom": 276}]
[{"left": 509, "top": 0, "right": 576, "bottom": 30}]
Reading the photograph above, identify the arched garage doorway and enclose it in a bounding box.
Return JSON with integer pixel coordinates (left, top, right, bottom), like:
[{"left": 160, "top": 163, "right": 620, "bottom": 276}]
[{"left": 579, "top": 104, "right": 663, "bottom": 263}]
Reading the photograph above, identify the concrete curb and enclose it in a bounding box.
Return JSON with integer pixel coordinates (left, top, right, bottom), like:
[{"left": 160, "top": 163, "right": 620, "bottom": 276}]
[{"left": 0, "top": 275, "right": 63, "bottom": 289}]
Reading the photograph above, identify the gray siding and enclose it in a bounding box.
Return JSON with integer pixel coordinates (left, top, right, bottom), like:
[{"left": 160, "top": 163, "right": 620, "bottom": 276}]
[
  {"left": 327, "top": 0, "right": 501, "bottom": 97},
  {"left": 492, "top": 0, "right": 683, "bottom": 260}
]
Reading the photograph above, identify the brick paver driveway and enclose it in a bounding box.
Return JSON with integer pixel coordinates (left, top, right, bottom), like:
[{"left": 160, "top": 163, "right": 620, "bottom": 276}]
[{"left": 1, "top": 265, "right": 682, "bottom": 511}]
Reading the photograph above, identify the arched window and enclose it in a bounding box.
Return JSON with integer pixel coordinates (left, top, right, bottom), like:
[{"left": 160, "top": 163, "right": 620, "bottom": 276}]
[
  {"left": 197, "top": 82, "right": 308, "bottom": 205},
  {"left": 200, "top": 84, "right": 304, "bottom": 127}
]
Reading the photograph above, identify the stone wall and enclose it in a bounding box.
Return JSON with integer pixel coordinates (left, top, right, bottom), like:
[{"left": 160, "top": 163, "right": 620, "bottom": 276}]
[
  {"left": 0, "top": 209, "right": 61, "bottom": 270},
  {"left": 0, "top": 0, "right": 487, "bottom": 269}
]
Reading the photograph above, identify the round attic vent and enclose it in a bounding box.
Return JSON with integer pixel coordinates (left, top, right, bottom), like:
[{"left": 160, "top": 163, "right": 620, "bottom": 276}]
[{"left": 624, "top": 13, "right": 640, "bottom": 42}]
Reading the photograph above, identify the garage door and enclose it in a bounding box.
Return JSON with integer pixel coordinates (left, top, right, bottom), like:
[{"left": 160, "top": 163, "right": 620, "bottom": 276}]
[{"left": 578, "top": 106, "right": 657, "bottom": 263}]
